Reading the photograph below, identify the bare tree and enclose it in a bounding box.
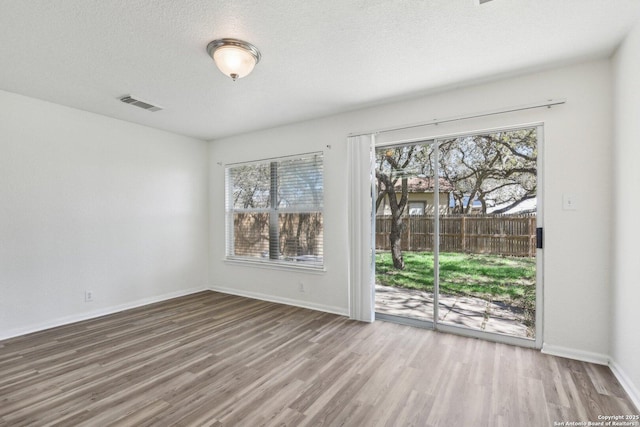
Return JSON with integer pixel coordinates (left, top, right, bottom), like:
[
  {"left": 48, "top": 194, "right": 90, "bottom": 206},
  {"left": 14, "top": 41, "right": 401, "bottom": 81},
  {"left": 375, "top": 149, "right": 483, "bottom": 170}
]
[
  {"left": 439, "top": 128, "right": 537, "bottom": 214},
  {"left": 376, "top": 145, "right": 431, "bottom": 269}
]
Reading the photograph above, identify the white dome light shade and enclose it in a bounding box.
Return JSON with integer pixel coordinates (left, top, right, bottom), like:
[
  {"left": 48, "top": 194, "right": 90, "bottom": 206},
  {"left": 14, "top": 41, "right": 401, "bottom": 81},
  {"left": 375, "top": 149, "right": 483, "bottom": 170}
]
[
  {"left": 213, "top": 46, "right": 255, "bottom": 79},
  {"left": 207, "top": 38, "right": 261, "bottom": 81}
]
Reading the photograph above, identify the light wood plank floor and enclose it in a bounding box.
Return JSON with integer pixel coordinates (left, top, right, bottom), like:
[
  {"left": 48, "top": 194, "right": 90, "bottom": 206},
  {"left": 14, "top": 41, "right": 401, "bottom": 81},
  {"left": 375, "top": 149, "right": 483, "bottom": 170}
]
[{"left": 0, "top": 291, "right": 636, "bottom": 426}]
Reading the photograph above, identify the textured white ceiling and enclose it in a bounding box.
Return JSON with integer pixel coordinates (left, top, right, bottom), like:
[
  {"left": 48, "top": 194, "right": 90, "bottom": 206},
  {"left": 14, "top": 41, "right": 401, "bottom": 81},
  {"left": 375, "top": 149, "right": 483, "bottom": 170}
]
[{"left": 1, "top": 1, "right": 639, "bottom": 140}]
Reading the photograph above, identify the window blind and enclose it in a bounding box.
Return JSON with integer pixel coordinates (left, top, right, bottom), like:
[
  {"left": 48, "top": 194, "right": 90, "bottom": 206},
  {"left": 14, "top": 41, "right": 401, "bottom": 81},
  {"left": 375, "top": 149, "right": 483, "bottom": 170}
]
[{"left": 225, "top": 152, "right": 324, "bottom": 268}]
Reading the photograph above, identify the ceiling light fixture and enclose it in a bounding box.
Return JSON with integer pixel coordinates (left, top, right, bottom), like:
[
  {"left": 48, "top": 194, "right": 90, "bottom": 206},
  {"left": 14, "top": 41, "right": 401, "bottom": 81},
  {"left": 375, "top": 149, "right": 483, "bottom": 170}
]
[{"left": 206, "top": 38, "right": 261, "bottom": 81}]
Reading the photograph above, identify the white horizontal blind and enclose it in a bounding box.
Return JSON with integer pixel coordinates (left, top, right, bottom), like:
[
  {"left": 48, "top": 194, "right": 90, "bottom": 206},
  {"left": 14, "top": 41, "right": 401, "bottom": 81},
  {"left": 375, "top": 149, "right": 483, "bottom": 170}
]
[{"left": 225, "top": 153, "right": 324, "bottom": 268}]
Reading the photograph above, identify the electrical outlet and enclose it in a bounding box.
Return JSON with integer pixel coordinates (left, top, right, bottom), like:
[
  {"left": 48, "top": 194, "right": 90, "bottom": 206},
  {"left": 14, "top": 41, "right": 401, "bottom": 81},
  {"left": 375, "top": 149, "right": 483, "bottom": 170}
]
[
  {"left": 298, "top": 282, "right": 305, "bottom": 293},
  {"left": 85, "top": 290, "right": 93, "bottom": 302}
]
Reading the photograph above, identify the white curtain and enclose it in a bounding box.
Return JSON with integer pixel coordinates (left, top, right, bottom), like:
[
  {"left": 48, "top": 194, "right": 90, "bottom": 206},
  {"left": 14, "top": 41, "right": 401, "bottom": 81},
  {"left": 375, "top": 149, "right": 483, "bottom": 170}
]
[{"left": 347, "top": 134, "right": 376, "bottom": 322}]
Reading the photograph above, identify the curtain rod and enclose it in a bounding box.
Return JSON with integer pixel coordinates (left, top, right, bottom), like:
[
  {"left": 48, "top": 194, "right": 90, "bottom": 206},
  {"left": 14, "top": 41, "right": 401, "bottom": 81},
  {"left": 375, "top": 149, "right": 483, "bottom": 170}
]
[
  {"left": 349, "top": 99, "right": 566, "bottom": 137},
  {"left": 219, "top": 149, "right": 327, "bottom": 167}
]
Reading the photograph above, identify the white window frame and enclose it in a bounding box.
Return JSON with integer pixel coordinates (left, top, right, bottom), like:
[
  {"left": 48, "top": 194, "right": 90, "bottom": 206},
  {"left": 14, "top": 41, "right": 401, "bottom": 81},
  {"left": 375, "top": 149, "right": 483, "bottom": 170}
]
[{"left": 225, "top": 152, "right": 325, "bottom": 272}]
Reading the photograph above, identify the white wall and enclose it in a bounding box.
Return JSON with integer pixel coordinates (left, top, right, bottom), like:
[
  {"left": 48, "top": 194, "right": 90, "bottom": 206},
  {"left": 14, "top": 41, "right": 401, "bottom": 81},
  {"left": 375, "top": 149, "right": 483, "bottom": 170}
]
[
  {"left": 0, "top": 90, "right": 209, "bottom": 339},
  {"left": 210, "top": 60, "right": 614, "bottom": 357},
  {"left": 612, "top": 20, "right": 640, "bottom": 408}
]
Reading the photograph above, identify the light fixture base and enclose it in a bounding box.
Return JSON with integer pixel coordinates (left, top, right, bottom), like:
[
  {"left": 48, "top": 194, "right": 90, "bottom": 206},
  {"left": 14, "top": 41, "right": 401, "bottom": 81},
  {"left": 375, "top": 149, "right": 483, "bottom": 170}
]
[{"left": 206, "top": 38, "right": 261, "bottom": 63}]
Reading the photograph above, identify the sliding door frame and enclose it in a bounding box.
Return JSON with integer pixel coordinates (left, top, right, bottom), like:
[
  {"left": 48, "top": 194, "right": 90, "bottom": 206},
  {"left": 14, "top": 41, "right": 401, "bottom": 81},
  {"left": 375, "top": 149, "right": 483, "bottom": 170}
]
[{"left": 374, "top": 123, "right": 544, "bottom": 349}]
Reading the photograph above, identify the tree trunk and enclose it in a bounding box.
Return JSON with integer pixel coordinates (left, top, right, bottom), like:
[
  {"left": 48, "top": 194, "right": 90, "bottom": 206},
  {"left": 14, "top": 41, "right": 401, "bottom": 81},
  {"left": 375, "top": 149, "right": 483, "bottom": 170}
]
[{"left": 390, "top": 218, "right": 405, "bottom": 269}]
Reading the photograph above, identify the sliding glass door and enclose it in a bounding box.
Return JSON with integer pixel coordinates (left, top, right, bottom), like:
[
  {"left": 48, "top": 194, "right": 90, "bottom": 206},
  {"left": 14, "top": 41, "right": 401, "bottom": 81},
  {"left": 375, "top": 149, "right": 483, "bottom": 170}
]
[
  {"left": 375, "top": 141, "right": 437, "bottom": 323},
  {"left": 374, "top": 126, "right": 542, "bottom": 347}
]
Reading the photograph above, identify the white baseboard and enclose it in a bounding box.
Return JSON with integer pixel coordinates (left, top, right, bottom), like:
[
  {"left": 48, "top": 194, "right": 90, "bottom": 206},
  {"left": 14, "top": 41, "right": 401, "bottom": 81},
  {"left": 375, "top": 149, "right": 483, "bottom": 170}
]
[
  {"left": 541, "top": 343, "right": 610, "bottom": 365},
  {"left": 0, "top": 286, "right": 207, "bottom": 341},
  {"left": 610, "top": 359, "right": 640, "bottom": 412},
  {"left": 208, "top": 284, "right": 349, "bottom": 317},
  {"left": 542, "top": 344, "right": 640, "bottom": 412}
]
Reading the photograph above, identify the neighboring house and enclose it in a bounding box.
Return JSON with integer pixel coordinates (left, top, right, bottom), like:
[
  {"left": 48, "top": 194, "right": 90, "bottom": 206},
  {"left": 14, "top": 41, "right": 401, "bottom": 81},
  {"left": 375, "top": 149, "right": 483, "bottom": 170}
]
[
  {"left": 449, "top": 195, "right": 495, "bottom": 214},
  {"left": 377, "top": 177, "right": 453, "bottom": 216}
]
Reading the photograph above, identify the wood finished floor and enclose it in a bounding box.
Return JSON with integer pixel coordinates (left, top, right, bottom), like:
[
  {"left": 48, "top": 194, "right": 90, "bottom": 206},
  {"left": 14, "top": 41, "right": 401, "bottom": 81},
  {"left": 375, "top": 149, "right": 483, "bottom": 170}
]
[{"left": 0, "top": 291, "right": 636, "bottom": 427}]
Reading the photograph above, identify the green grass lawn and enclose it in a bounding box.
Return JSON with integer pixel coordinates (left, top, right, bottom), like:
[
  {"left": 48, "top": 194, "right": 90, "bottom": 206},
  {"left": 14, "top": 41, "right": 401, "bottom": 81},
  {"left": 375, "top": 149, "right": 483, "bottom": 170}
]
[{"left": 376, "top": 251, "right": 536, "bottom": 309}]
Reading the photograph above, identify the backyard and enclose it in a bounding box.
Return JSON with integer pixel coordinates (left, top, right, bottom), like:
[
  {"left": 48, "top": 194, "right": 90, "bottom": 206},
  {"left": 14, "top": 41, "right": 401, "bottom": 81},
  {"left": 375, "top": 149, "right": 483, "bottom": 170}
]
[{"left": 375, "top": 251, "right": 536, "bottom": 330}]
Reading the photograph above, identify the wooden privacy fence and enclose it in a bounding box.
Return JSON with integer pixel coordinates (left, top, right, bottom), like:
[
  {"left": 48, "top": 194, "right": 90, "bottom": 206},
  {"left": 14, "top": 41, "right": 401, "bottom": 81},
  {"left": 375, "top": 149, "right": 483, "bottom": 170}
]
[{"left": 376, "top": 214, "right": 537, "bottom": 257}]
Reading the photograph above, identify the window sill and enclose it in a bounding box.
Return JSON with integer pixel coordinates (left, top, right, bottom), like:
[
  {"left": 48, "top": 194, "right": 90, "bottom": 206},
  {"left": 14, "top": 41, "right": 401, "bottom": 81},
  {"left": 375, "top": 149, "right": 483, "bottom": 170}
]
[{"left": 224, "top": 257, "right": 326, "bottom": 274}]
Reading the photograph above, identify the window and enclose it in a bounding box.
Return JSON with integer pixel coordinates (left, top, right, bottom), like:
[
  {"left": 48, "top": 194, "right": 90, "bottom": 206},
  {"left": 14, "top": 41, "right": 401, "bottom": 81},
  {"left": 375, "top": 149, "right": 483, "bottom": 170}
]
[
  {"left": 225, "top": 153, "right": 324, "bottom": 269},
  {"left": 408, "top": 201, "right": 425, "bottom": 216}
]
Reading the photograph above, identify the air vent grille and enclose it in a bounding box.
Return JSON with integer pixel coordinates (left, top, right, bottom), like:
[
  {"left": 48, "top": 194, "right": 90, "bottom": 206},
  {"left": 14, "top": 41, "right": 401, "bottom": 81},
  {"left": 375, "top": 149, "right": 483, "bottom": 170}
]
[{"left": 119, "top": 95, "right": 162, "bottom": 112}]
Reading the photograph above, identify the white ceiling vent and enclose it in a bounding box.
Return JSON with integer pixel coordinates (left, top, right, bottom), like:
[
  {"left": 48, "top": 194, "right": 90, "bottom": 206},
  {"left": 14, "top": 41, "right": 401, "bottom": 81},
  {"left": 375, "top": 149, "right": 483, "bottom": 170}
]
[{"left": 119, "top": 95, "right": 162, "bottom": 112}]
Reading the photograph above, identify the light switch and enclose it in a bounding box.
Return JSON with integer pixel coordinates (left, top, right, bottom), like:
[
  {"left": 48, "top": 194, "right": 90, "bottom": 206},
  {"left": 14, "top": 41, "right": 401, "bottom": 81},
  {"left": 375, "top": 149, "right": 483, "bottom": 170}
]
[{"left": 563, "top": 194, "right": 578, "bottom": 211}]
